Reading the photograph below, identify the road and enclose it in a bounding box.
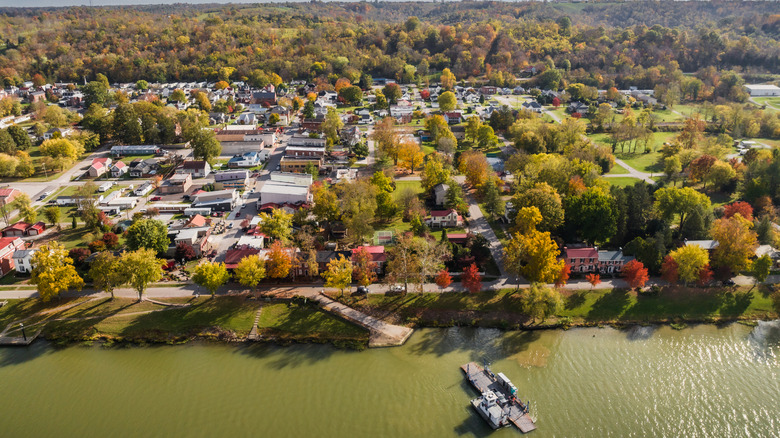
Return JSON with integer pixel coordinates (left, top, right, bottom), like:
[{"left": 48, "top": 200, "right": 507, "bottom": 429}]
[{"left": 605, "top": 158, "right": 656, "bottom": 184}]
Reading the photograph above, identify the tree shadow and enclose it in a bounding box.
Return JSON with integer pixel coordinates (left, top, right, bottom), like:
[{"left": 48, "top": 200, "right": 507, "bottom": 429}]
[
  {"left": 0, "top": 339, "right": 55, "bottom": 367},
  {"left": 622, "top": 324, "right": 658, "bottom": 341},
  {"left": 564, "top": 291, "right": 586, "bottom": 310},
  {"left": 236, "top": 342, "right": 339, "bottom": 369},
  {"left": 408, "top": 327, "right": 541, "bottom": 364},
  {"left": 720, "top": 291, "right": 753, "bottom": 317},
  {"left": 587, "top": 288, "right": 632, "bottom": 321}
]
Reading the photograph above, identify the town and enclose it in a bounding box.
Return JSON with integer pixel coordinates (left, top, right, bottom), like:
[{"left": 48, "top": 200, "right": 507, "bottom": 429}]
[{"left": 0, "top": 3, "right": 778, "bottom": 350}]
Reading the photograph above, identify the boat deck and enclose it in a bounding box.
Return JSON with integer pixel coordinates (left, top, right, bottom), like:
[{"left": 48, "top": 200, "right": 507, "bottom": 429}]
[{"left": 461, "top": 362, "right": 537, "bottom": 433}]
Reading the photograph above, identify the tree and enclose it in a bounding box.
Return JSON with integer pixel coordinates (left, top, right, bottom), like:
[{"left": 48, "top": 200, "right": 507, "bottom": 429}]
[
  {"left": 323, "top": 254, "right": 353, "bottom": 296},
  {"left": 11, "top": 193, "right": 36, "bottom": 224},
  {"left": 458, "top": 150, "right": 490, "bottom": 188},
  {"left": 512, "top": 183, "right": 564, "bottom": 232},
  {"left": 437, "top": 91, "right": 456, "bottom": 111},
  {"left": 661, "top": 256, "right": 679, "bottom": 284},
  {"left": 555, "top": 263, "right": 571, "bottom": 288},
  {"left": 112, "top": 103, "right": 142, "bottom": 144},
  {"left": 169, "top": 89, "right": 187, "bottom": 103},
  {"left": 385, "top": 233, "right": 421, "bottom": 293},
  {"left": 40, "top": 138, "right": 84, "bottom": 163},
  {"left": 175, "top": 242, "right": 197, "bottom": 263},
  {"left": 258, "top": 208, "right": 294, "bottom": 245},
  {"left": 723, "top": 201, "right": 753, "bottom": 221},
  {"left": 706, "top": 161, "right": 736, "bottom": 191},
  {"left": 266, "top": 241, "right": 292, "bottom": 280},
  {"left": 669, "top": 245, "right": 709, "bottom": 285},
  {"left": 136, "top": 80, "right": 149, "bottom": 91},
  {"left": 398, "top": 140, "right": 424, "bottom": 173},
  {"left": 751, "top": 255, "right": 772, "bottom": 286},
  {"left": 477, "top": 125, "right": 499, "bottom": 149},
  {"left": 7, "top": 125, "right": 31, "bottom": 151},
  {"left": 235, "top": 254, "right": 266, "bottom": 290},
  {"left": 654, "top": 187, "right": 711, "bottom": 231},
  {"left": 0, "top": 129, "right": 16, "bottom": 155},
  {"left": 192, "top": 261, "right": 230, "bottom": 297},
  {"left": 382, "top": 83, "right": 402, "bottom": 104},
  {"left": 664, "top": 156, "right": 682, "bottom": 183},
  {"left": 102, "top": 232, "right": 119, "bottom": 249},
  {"left": 520, "top": 284, "right": 562, "bottom": 323},
  {"left": 435, "top": 269, "right": 452, "bottom": 290},
  {"left": 42, "top": 206, "right": 61, "bottom": 230},
  {"left": 120, "top": 248, "right": 165, "bottom": 301},
  {"left": 30, "top": 241, "right": 84, "bottom": 302},
  {"left": 88, "top": 251, "right": 126, "bottom": 299},
  {"left": 586, "top": 273, "right": 601, "bottom": 289},
  {"left": 126, "top": 218, "right": 169, "bottom": 254},
  {"left": 440, "top": 68, "right": 456, "bottom": 91},
  {"left": 421, "top": 155, "right": 450, "bottom": 192},
  {"left": 710, "top": 214, "right": 758, "bottom": 275},
  {"left": 623, "top": 260, "right": 649, "bottom": 289},
  {"left": 504, "top": 207, "right": 565, "bottom": 284},
  {"left": 372, "top": 117, "right": 400, "bottom": 164},
  {"left": 337, "top": 180, "right": 377, "bottom": 244},
  {"left": 189, "top": 129, "right": 221, "bottom": 163},
  {"left": 465, "top": 116, "right": 482, "bottom": 144},
  {"left": 565, "top": 187, "right": 617, "bottom": 245},
  {"left": 688, "top": 155, "right": 717, "bottom": 187},
  {"left": 481, "top": 177, "right": 504, "bottom": 220},
  {"left": 321, "top": 107, "right": 343, "bottom": 145},
  {"left": 352, "top": 246, "right": 377, "bottom": 287},
  {"left": 339, "top": 85, "right": 362, "bottom": 105},
  {"left": 83, "top": 81, "right": 109, "bottom": 107},
  {"left": 461, "top": 263, "right": 482, "bottom": 293}
]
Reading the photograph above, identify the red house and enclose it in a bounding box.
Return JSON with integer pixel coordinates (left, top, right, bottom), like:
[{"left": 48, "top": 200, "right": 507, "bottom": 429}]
[
  {"left": 351, "top": 245, "right": 386, "bottom": 273},
  {"left": 0, "top": 236, "right": 25, "bottom": 276}
]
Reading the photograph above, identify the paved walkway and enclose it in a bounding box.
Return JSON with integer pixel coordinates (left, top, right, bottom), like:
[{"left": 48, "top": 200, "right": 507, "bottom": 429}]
[
  {"left": 605, "top": 158, "right": 656, "bottom": 184},
  {"left": 464, "top": 190, "right": 507, "bottom": 277},
  {"left": 310, "top": 293, "right": 413, "bottom": 347}
]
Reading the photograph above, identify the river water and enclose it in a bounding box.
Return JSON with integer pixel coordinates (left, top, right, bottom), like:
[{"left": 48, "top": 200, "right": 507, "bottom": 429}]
[{"left": 1, "top": 323, "right": 778, "bottom": 438}]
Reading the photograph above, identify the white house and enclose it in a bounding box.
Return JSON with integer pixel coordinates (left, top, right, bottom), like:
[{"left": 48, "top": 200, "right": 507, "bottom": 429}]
[
  {"left": 425, "top": 209, "right": 463, "bottom": 228},
  {"left": 12, "top": 249, "right": 36, "bottom": 274}
]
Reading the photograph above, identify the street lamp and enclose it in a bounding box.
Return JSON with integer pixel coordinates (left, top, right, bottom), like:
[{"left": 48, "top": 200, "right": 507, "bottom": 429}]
[{"left": 19, "top": 323, "right": 26, "bottom": 342}]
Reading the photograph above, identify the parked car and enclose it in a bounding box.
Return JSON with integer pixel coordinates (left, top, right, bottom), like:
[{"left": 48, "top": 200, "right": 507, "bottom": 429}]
[
  {"left": 150, "top": 196, "right": 162, "bottom": 201},
  {"left": 355, "top": 285, "right": 368, "bottom": 295},
  {"left": 388, "top": 285, "right": 405, "bottom": 293}
]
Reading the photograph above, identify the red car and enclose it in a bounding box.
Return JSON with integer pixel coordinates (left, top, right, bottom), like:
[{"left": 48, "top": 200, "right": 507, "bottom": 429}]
[
  {"left": 235, "top": 212, "right": 241, "bottom": 218},
  {"left": 150, "top": 196, "right": 161, "bottom": 201}
]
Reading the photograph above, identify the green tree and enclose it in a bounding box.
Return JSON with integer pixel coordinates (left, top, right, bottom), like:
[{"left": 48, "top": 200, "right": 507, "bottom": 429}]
[
  {"left": 669, "top": 245, "right": 709, "bottom": 285},
  {"left": 512, "top": 182, "right": 564, "bottom": 232},
  {"left": 321, "top": 107, "right": 343, "bottom": 145},
  {"left": 382, "top": 83, "right": 402, "bottom": 104},
  {"left": 258, "top": 208, "right": 294, "bottom": 245},
  {"left": 30, "top": 241, "right": 84, "bottom": 302},
  {"left": 169, "top": 89, "right": 187, "bottom": 103},
  {"left": 520, "top": 284, "right": 562, "bottom": 323},
  {"left": 481, "top": 177, "right": 504, "bottom": 220},
  {"left": 88, "top": 251, "right": 127, "bottom": 299},
  {"left": 235, "top": 254, "right": 266, "bottom": 290},
  {"left": 302, "top": 101, "right": 315, "bottom": 119},
  {"left": 11, "top": 193, "right": 36, "bottom": 224},
  {"left": 565, "top": 188, "right": 617, "bottom": 245},
  {"left": 7, "top": 125, "right": 31, "bottom": 151},
  {"left": 120, "top": 248, "right": 165, "bottom": 301},
  {"left": 437, "top": 91, "right": 456, "bottom": 112},
  {"left": 654, "top": 186, "right": 712, "bottom": 231},
  {"left": 189, "top": 128, "right": 221, "bottom": 163},
  {"left": 42, "top": 206, "right": 62, "bottom": 230},
  {"left": 112, "top": 103, "right": 142, "bottom": 144},
  {"left": 83, "top": 81, "right": 109, "bottom": 107},
  {"left": 339, "top": 85, "right": 362, "bottom": 105},
  {"left": 322, "top": 254, "right": 353, "bottom": 296},
  {"left": 135, "top": 80, "right": 149, "bottom": 91},
  {"left": 477, "top": 125, "right": 498, "bottom": 149},
  {"left": 0, "top": 129, "right": 16, "bottom": 155},
  {"left": 126, "top": 218, "right": 169, "bottom": 254},
  {"left": 751, "top": 255, "right": 772, "bottom": 286},
  {"left": 192, "top": 261, "right": 231, "bottom": 297},
  {"left": 337, "top": 180, "right": 377, "bottom": 244},
  {"left": 465, "top": 115, "right": 482, "bottom": 144},
  {"left": 421, "top": 154, "right": 451, "bottom": 192}
]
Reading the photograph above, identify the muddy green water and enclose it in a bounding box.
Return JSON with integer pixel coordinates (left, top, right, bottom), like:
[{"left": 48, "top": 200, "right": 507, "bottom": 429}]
[{"left": 1, "top": 323, "right": 778, "bottom": 438}]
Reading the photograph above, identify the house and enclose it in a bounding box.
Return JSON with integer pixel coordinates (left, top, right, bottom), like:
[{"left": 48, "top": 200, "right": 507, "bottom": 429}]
[
  {"left": 110, "top": 161, "right": 128, "bottom": 178},
  {"left": 237, "top": 112, "right": 257, "bottom": 125},
  {"left": 227, "top": 151, "right": 260, "bottom": 168},
  {"left": 224, "top": 248, "right": 260, "bottom": 269},
  {"left": 88, "top": 157, "right": 112, "bottom": 178},
  {"left": 288, "top": 135, "right": 327, "bottom": 148},
  {"left": 168, "top": 226, "right": 212, "bottom": 257},
  {"left": 110, "top": 145, "right": 161, "bottom": 157},
  {"left": 192, "top": 189, "right": 238, "bottom": 211},
  {"left": 257, "top": 178, "right": 312, "bottom": 206},
  {"left": 2, "top": 221, "right": 45, "bottom": 237},
  {"left": 285, "top": 146, "right": 325, "bottom": 158},
  {"left": 43, "top": 127, "right": 73, "bottom": 140},
  {"left": 251, "top": 91, "right": 277, "bottom": 106},
  {"left": 443, "top": 112, "right": 462, "bottom": 125},
  {"left": 129, "top": 158, "right": 159, "bottom": 178},
  {"left": 184, "top": 214, "right": 209, "bottom": 228},
  {"left": 279, "top": 156, "right": 322, "bottom": 173},
  {"left": 744, "top": 84, "right": 780, "bottom": 97},
  {"left": 567, "top": 102, "right": 589, "bottom": 114},
  {"left": 214, "top": 170, "right": 250, "bottom": 190},
  {"left": 0, "top": 236, "right": 24, "bottom": 276},
  {"left": 521, "top": 101, "right": 543, "bottom": 113},
  {"left": 316, "top": 250, "right": 353, "bottom": 273},
  {"left": 351, "top": 245, "right": 386, "bottom": 274},
  {"left": 685, "top": 240, "right": 719, "bottom": 252},
  {"left": 0, "top": 188, "right": 21, "bottom": 207},
  {"left": 12, "top": 248, "right": 36, "bottom": 274},
  {"left": 480, "top": 86, "right": 498, "bottom": 95},
  {"left": 158, "top": 173, "right": 192, "bottom": 194},
  {"left": 236, "top": 234, "right": 266, "bottom": 250},
  {"left": 755, "top": 245, "right": 780, "bottom": 268},
  {"left": 563, "top": 246, "right": 634, "bottom": 274},
  {"left": 433, "top": 183, "right": 449, "bottom": 207},
  {"left": 178, "top": 161, "right": 211, "bottom": 178},
  {"left": 447, "top": 233, "right": 469, "bottom": 246},
  {"left": 425, "top": 209, "right": 463, "bottom": 228},
  {"left": 134, "top": 182, "right": 154, "bottom": 197}
]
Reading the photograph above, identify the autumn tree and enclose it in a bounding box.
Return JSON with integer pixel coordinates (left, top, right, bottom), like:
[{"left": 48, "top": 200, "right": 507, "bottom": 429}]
[
  {"left": 435, "top": 269, "right": 452, "bottom": 290},
  {"left": 586, "top": 273, "right": 601, "bottom": 289},
  {"left": 438, "top": 91, "right": 456, "bottom": 111},
  {"left": 519, "top": 283, "right": 562, "bottom": 323},
  {"left": 654, "top": 186, "right": 712, "bottom": 232},
  {"left": 30, "top": 241, "right": 84, "bottom": 302},
  {"left": 504, "top": 206, "right": 565, "bottom": 284},
  {"left": 266, "top": 241, "right": 292, "bottom": 280},
  {"left": 461, "top": 263, "right": 482, "bottom": 293},
  {"left": 120, "top": 248, "right": 165, "bottom": 301},
  {"left": 192, "top": 261, "right": 230, "bottom": 297},
  {"left": 42, "top": 206, "right": 62, "bottom": 230},
  {"left": 421, "top": 153, "right": 451, "bottom": 192},
  {"left": 175, "top": 243, "right": 197, "bottom": 263},
  {"left": 337, "top": 180, "right": 377, "bottom": 244},
  {"left": 723, "top": 201, "right": 753, "bottom": 221},
  {"left": 385, "top": 233, "right": 421, "bottom": 293},
  {"left": 458, "top": 150, "right": 490, "bottom": 188},
  {"left": 440, "top": 68, "right": 456, "bottom": 91},
  {"left": 512, "top": 182, "right": 564, "bottom": 232},
  {"left": 710, "top": 214, "right": 758, "bottom": 275},
  {"left": 258, "top": 208, "right": 294, "bottom": 245},
  {"left": 352, "top": 246, "right": 377, "bottom": 287},
  {"left": 372, "top": 117, "right": 400, "bottom": 164},
  {"left": 235, "top": 254, "right": 266, "bottom": 290},
  {"left": 382, "top": 83, "right": 402, "bottom": 104},
  {"left": 669, "top": 245, "right": 709, "bottom": 285},
  {"left": 398, "top": 140, "right": 424, "bottom": 174},
  {"left": 660, "top": 256, "right": 679, "bottom": 284},
  {"left": 321, "top": 107, "right": 343, "bottom": 145},
  {"left": 323, "top": 254, "right": 353, "bottom": 296},
  {"left": 11, "top": 193, "right": 36, "bottom": 224},
  {"left": 88, "top": 251, "right": 126, "bottom": 299},
  {"left": 623, "top": 259, "right": 649, "bottom": 289}
]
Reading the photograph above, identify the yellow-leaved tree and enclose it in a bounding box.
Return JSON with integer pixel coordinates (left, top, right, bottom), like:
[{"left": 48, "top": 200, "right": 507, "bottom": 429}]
[
  {"left": 503, "top": 206, "right": 565, "bottom": 285},
  {"left": 668, "top": 245, "right": 709, "bottom": 285},
  {"left": 322, "top": 254, "right": 353, "bottom": 297},
  {"left": 235, "top": 254, "right": 266, "bottom": 291},
  {"left": 710, "top": 213, "right": 758, "bottom": 275},
  {"left": 30, "top": 241, "right": 84, "bottom": 302},
  {"left": 192, "top": 261, "right": 231, "bottom": 297},
  {"left": 120, "top": 248, "right": 166, "bottom": 301}
]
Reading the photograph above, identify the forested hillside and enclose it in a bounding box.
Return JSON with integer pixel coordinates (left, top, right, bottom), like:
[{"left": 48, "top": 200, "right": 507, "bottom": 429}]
[{"left": 0, "top": 1, "right": 778, "bottom": 87}]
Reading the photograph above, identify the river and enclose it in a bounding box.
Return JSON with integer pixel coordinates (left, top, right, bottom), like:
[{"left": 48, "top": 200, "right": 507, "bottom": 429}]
[{"left": 1, "top": 322, "right": 778, "bottom": 437}]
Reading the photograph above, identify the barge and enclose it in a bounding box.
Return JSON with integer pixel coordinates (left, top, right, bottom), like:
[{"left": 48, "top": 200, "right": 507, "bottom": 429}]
[{"left": 460, "top": 362, "right": 536, "bottom": 433}]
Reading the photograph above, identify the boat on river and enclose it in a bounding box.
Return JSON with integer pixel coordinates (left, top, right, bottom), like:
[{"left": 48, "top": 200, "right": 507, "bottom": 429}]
[{"left": 461, "top": 362, "right": 536, "bottom": 433}]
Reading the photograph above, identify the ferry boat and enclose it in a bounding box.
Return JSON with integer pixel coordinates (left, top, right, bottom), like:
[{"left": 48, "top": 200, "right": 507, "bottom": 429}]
[{"left": 460, "top": 362, "right": 536, "bottom": 433}]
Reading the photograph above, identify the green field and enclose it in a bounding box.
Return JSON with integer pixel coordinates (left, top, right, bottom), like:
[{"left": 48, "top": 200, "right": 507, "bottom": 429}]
[
  {"left": 607, "top": 162, "right": 629, "bottom": 175},
  {"left": 393, "top": 180, "right": 424, "bottom": 201},
  {"left": 605, "top": 176, "right": 643, "bottom": 187},
  {"left": 258, "top": 302, "right": 369, "bottom": 343}
]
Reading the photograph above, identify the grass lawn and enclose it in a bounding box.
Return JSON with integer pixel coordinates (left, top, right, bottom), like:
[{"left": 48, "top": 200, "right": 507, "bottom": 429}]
[
  {"left": 258, "top": 302, "right": 369, "bottom": 342},
  {"left": 340, "top": 285, "right": 778, "bottom": 327},
  {"left": 752, "top": 97, "right": 780, "bottom": 110},
  {"left": 607, "top": 162, "right": 629, "bottom": 175},
  {"left": 606, "top": 176, "right": 643, "bottom": 187},
  {"left": 393, "top": 180, "right": 424, "bottom": 201}
]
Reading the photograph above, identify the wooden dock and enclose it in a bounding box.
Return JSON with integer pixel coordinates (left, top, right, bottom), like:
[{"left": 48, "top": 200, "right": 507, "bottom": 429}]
[
  {"left": 461, "top": 362, "right": 537, "bottom": 433},
  {"left": 0, "top": 328, "right": 41, "bottom": 346}
]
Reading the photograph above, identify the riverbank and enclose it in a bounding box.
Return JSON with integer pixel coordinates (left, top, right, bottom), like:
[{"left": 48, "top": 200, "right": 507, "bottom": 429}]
[
  {"left": 1, "top": 285, "right": 778, "bottom": 350},
  {"left": 0, "top": 296, "right": 369, "bottom": 349}
]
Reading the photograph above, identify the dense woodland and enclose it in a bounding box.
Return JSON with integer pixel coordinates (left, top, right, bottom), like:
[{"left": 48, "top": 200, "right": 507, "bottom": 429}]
[{"left": 0, "top": 2, "right": 779, "bottom": 87}]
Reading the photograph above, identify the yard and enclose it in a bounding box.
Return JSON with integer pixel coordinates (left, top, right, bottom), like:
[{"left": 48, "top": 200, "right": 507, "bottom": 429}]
[{"left": 257, "top": 302, "right": 369, "bottom": 344}]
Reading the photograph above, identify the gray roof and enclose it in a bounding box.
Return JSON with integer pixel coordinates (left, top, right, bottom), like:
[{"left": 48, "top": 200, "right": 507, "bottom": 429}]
[
  {"left": 12, "top": 249, "right": 36, "bottom": 258},
  {"left": 598, "top": 250, "right": 633, "bottom": 263}
]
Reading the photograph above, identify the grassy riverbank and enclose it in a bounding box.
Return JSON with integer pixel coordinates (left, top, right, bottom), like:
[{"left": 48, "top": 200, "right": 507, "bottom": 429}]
[
  {"left": 0, "top": 296, "right": 369, "bottom": 348},
  {"left": 332, "top": 285, "right": 780, "bottom": 329}
]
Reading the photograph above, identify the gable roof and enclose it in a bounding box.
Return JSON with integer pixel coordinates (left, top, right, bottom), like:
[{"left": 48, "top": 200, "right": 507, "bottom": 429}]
[
  {"left": 565, "top": 247, "right": 598, "bottom": 259},
  {"left": 183, "top": 160, "right": 208, "bottom": 170},
  {"left": 429, "top": 209, "right": 456, "bottom": 217}
]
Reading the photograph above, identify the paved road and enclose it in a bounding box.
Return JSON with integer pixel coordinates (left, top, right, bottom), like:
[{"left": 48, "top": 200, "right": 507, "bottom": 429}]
[{"left": 461, "top": 183, "right": 508, "bottom": 278}]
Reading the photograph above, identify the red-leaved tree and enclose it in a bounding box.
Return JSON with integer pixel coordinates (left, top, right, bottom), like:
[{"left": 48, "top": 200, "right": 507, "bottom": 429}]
[
  {"left": 461, "top": 263, "right": 482, "bottom": 294},
  {"left": 420, "top": 89, "right": 431, "bottom": 100},
  {"left": 697, "top": 264, "right": 714, "bottom": 286},
  {"left": 435, "top": 269, "right": 452, "bottom": 290},
  {"left": 352, "top": 246, "right": 377, "bottom": 287},
  {"left": 623, "top": 259, "right": 649, "bottom": 289},
  {"left": 661, "top": 256, "right": 679, "bottom": 285},
  {"left": 586, "top": 273, "right": 601, "bottom": 289},
  {"left": 723, "top": 201, "right": 754, "bottom": 221},
  {"left": 555, "top": 263, "right": 571, "bottom": 288}
]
